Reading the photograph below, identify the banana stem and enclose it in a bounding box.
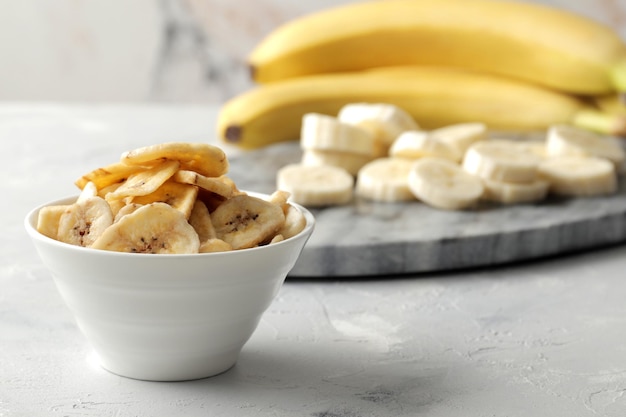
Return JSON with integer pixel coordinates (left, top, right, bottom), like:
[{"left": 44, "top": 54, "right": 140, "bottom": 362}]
[{"left": 573, "top": 109, "right": 626, "bottom": 137}]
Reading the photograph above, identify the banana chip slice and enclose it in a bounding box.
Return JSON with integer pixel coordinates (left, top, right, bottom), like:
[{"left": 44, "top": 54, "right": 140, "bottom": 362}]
[
  {"left": 107, "top": 159, "right": 180, "bottom": 200},
  {"left": 199, "top": 238, "right": 233, "bottom": 253},
  {"left": 75, "top": 161, "right": 145, "bottom": 190},
  {"left": 121, "top": 142, "right": 229, "bottom": 178},
  {"left": 188, "top": 200, "right": 217, "bottom": 242},
  {"left": 132, "top": 180, "right": 199, "bottom": 219},
  {"left": 173, "top": 170, "right": 234, "bottom": 199},
  {"left": 277, "top": 205, "right": 307, "bottom": 239},
  {"left": 57, "top": 196, "right": 114, "bottom": 247},
  {"left": 211, "top": 195, "right": 286, "bottom": 250},
  {"left": 37, "top": 204, "right": 71, "bottom": 240},
  {"left": 91, "top": 203, "right": 200, "bottom": 254},
  {"left": 113, "top": 203, "right": 144, "bottom": 223}
]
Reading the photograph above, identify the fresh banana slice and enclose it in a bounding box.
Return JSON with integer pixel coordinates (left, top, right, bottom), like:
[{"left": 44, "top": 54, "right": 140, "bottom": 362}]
[
  {"left": 538, "top": 156, "right": 617, "bottom": 196},
  {"left": 300, "top": 113, "right": 376, "bottom": 156},
  {"left": 515, "top": 140, "right": 549, "bottom": 160},
  {"left": 482, "top": 178, "right": 550, "bottom": 204},
  {"left": 389, "top": 130, "right": 461, "bottom": 162},
  {"left": 131, "top": 180, "right": 199, "bottom": 219},
  {"left": 37, "top": 204, "right": 71, "bottom": 239},
  {"left": 106, "top": 159, "right": 181, "bottom": 200},
  {"left": 429, "top": 122, "right": 487, "bottom": 157},
  {"left": 276, "top": 163, "right": 354, "bottom": 207},
  {"left": 173, "top": 169, "right": 234, "bottom": 199},
  {"left": 408, "top": 157, "right": 484, "bottom": 210},
  {"left": 57, "top": 196, "right": 114, "bottom": 247},
  {"left": 75, "top": 161, "right": 144, "bottom": 191},
  {"left": 546, "top": 124, "right": 626, "bottom": 169},
  {"left": 355, "top": 157, "right": 417, "bottom": 202},
  {"left": 301, "top": 148, "right": 373, "bottom": 176},
  {"left": 91, "top": 202, "right": 200, "bottom": 254},
  {"left": 121, "top": 142, "right": 229, "bottom": 178},
  {"left": 188, "top": 200, "right": 216, "bottom": 243},
  {"left": 210, "top": 194, "right": 286, "bottom": 250},
  {"left": 337, "top": 103, "right": 419, "bottom": 149},
  {"left": 462, "top": 139, "right": 541, "bottom": 183}
]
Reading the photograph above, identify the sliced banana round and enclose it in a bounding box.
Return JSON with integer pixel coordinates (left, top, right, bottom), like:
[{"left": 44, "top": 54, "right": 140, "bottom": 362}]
[
  {"left": 300, "top": 113, "right": 376, "bottom": 156},
  {"left": 301, "top": 148, "right": 373, "bottom": 176},
  {"left": 210, "top": 194, "right": 286, "bottom": 250},
  {"left": 91, "top": 202, "right": 200, "bottom": 254},
  {"left": 429, "top": 122, "right": 487, "bottom": 157},
  {"left": 356, "top": 157, "right": 416, "bottom": 203},
  {"left": 408, "top": 157, "right": 484, "bottom": 210},
  {"left": 462, "top": 139, "right": 541, "bottom": 183},
  {"left": 276, "top": 163, "right": 354, "bottom": 207},
  {"left": 389, "top": 130, "right": 461, "bottom": 162},
  {"left": 337, "top": 102, "right": 419, "bottom": 148},
  {"left": 546, "top": 124, "right": 626, "bottom": 169},
  {"left": 482, "top": 178, "right": 550, "bottom": 204},
  {"left": 57, "top": 196, "right": 114, "bottom": 247},
  {"left": 538, "top": 156, "right": 617, "bottom": 197},
  {"left": 515, "top": 140, "right": 549, "bottom": 160},
  {"left": 120, "top": 142, "right": 229, "bottom": 178}
]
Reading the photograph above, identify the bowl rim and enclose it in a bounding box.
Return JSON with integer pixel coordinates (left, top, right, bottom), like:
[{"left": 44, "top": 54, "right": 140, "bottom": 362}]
[{"left": 25, "top": 191, "right": 315, "bottom": 258}]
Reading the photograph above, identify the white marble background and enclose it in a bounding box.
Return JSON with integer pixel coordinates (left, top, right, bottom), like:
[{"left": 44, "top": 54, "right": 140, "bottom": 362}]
[{"left": 0, "top": 0, "right": 625, "bottom": 103}]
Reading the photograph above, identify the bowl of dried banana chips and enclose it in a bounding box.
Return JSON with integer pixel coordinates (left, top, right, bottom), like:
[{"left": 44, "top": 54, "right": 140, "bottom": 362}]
[{"left": 24, "top": 142, "right": 315, "bottom": 381}]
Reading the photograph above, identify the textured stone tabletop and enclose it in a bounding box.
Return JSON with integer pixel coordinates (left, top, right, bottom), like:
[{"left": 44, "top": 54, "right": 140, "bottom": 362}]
[{"left": 3, "top": 104, "right": 626, "bottom": 416}]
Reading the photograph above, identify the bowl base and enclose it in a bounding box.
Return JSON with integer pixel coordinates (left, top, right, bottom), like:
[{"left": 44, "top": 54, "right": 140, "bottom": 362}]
[{"left": 95, "top": 350, "right": 240, "bottom": 382}]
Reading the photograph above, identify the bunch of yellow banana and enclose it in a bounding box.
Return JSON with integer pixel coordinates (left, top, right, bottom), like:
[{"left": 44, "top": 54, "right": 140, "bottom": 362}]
[{"left": 217, "top": 0, "right": 626, "bottom": 149}]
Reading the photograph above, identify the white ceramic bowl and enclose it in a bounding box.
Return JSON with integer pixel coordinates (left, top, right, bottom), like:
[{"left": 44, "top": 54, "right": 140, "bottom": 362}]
[{"left": 24, "top": 193, "right": 314, "bottom": 381}]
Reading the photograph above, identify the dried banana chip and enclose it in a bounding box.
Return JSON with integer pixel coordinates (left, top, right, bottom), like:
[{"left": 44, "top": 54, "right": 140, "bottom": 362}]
[
  {"left": 91, "top": 203, "right": 200, "bottom": 254},
  {"left": 113, "top": 203, "right": 144, "bottom": 223},
  {"left": 75, "top": 161, "right": 144, "bottom": 190},
  {"left": 132, "top": 180, "right": 198, "bottom": 219},
  {"left": 277, "top": 204, "right": 307, "bottom": 239},
  {"left": 57, "top": 196, "right": 114, "bottom": 247},
  {"left": 78, "top": 181, "right": 98, "bottom": 202},
  {"left": 37, "top": 204, "right": 71, "bottom": 240},
  {"left": 173, "top": 169, "right": 234, "bottom": 199},
  {"left": 198, "top": 238, "right": 233, "bottom": 253},
  {"left": 211, "top": 194, "right": 285, "bottom": 250},
  {"left": 121, "top": 142, "right": 229, "bottom": 178},
  {"left": 107, "top": 159, "right": 180, "bottom": 200},
  {"left": 188, "top": 200, "right": 216, "bottom": 242}
]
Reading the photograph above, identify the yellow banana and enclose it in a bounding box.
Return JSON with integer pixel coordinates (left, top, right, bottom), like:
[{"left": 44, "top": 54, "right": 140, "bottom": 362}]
[
  {"left": 217, "top": 67, "right": 626, "bottom": 149},
  {"left": 249, "top": 0, "right": 626, "bottom": 95}
]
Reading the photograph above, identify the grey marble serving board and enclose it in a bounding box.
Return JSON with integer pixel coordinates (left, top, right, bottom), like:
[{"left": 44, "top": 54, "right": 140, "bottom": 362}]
[{"left": 227, "top": 140, "right": 626, "bottom": 278}]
